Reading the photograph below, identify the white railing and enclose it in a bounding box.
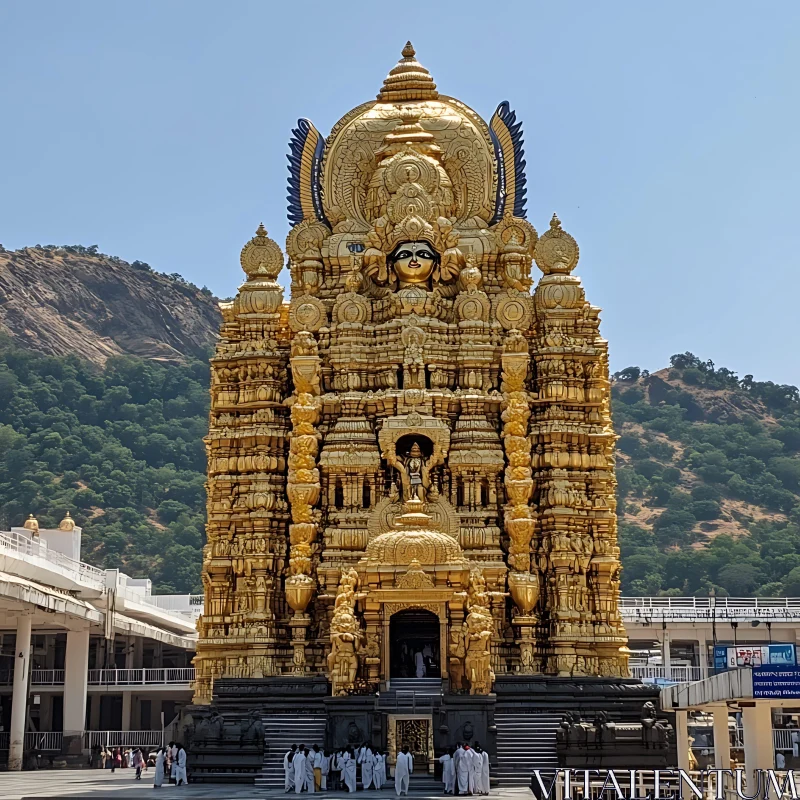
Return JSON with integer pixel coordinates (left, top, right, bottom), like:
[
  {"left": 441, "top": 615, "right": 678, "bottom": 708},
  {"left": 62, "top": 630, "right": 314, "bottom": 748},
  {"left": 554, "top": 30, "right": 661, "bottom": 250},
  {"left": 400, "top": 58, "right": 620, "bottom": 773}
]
[
  {"left": 773, "top": 729, "right": 800, "bottom": 750},
  {"left": 622, "top": 596, "right": 800, "bottom": 620},
  {"left": 0, "top": 667, "right": 194, "bottom": 687},
  {"left": 87, "top": 668, "right": 194, "bottom": 685},
  {"left": 0, "top": 529, "right": 106, "bottom": 590},
  {"left": 623, "top": 596, "right": 800, "bottom": 609},
  {"left": 146, "top": 594, "right": 204, "bottom": 612},
  {"left": 0, "top": 731, "right": 62, "bottom": 751},
  {"left": 30, "top": 669, "right": 65, "bottom": 685},
  {"left": 630, "top": 664, "right": 703, "bottom": 683},
  {"left": 25, "top": 731, "right": 62, "bottom": 751},
  {"left": 84, "top": 730, "right": 163, "bottom": 749}
]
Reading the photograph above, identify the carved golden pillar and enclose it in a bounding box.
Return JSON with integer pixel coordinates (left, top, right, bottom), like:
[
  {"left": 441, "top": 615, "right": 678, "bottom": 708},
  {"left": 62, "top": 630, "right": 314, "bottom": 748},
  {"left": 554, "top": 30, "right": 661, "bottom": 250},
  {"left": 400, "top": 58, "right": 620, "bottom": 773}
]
[
  {"left": 500, "top": 331, "right": 542, "bottom": 674},
  {"left": 285, "top": 331, "right": 322, "bottom": 672}
]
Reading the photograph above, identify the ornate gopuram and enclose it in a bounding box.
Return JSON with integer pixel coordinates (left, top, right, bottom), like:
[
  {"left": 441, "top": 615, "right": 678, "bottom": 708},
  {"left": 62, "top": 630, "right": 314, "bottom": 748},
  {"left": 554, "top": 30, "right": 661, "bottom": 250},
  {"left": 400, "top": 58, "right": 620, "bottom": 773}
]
[{"left": 185, "top": 44, "right": 672, "bottom": 784}]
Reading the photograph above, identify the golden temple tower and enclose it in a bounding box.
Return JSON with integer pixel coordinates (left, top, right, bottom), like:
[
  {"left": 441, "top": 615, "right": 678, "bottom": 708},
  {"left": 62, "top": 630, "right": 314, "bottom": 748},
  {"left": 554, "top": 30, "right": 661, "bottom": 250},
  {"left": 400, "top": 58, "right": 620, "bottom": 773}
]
[{"left": 193, "top": 43, "right": 628, "bottom": 705}]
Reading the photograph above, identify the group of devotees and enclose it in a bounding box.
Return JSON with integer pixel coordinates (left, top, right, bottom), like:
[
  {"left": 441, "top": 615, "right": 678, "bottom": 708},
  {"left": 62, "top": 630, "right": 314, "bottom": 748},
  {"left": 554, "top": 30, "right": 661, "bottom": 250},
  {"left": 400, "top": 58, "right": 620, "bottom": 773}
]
[{"left": 283, "top": 741, "right": 490, "bottom": 796}]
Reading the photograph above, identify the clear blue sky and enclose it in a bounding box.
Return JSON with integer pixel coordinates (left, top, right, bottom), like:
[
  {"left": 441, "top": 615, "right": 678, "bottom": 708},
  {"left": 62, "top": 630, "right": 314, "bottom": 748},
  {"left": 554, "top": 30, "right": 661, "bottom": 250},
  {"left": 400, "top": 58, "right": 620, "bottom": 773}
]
[{"left": 1, "top": 1, "right": 798, "bottom": 384}]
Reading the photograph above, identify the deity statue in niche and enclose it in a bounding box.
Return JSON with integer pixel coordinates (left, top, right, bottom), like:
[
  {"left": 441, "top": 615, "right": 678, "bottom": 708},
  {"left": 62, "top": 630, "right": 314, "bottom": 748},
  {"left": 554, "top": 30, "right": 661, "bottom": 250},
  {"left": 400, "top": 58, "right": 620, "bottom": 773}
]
[
  {"left": 403, "top": 442, "right": 425, "bottom": 501},
  {"left": 388, "top": 240, "right": 439, "bottom": 287}
]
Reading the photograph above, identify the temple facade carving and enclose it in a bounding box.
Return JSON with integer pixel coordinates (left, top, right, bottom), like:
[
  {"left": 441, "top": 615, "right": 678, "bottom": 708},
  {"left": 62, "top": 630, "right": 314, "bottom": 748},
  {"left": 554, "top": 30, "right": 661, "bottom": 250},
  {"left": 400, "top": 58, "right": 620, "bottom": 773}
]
[{"left": 193, "top": 42, "right": 628, "bottom": 705}]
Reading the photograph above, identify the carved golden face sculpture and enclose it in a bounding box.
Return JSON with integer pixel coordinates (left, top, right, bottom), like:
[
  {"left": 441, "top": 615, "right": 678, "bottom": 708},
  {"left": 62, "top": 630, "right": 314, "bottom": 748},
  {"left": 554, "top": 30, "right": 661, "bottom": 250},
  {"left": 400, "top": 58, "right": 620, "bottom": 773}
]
[{"left": 389, "top": 241, "right": 438, "bottom": 285}]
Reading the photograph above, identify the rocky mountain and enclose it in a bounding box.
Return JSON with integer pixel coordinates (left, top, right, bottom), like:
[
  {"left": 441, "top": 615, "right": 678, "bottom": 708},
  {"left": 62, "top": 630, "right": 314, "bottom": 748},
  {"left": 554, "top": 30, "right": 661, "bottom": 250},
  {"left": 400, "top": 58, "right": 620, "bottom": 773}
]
[{"left": 0, "top": 245, "right": 221, "bottom": 365}]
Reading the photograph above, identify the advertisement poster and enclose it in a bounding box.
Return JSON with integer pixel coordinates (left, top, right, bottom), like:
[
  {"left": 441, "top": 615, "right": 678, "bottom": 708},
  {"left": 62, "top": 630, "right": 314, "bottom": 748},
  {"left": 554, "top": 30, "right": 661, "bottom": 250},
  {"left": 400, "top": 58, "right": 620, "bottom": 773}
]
[{"left": 735, "top": 646, "right": 765, "bottom": 667}]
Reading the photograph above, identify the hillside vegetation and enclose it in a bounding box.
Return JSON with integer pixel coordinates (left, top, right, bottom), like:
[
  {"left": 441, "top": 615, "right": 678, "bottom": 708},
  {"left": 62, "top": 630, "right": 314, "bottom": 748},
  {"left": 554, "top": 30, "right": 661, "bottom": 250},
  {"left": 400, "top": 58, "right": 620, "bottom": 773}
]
[
  {"left": 613, "top": 354, "right": 800, "bottom": 597},
  {"left": 0, "top": 335, "right": 208, "bottom": 592}
]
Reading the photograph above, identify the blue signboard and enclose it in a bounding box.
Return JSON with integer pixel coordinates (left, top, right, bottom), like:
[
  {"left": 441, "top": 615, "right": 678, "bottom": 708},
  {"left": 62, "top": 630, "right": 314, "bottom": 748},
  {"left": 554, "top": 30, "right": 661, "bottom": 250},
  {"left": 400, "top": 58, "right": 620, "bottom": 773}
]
[
  {"left": 768, "top": 644, "right": 796, "bottom": 665},
  {"left": 714, "top": 645, "right": 729, "bottom": 672},
  {"left": 752, "top": 666, "right": 800, "bottom": 698}
]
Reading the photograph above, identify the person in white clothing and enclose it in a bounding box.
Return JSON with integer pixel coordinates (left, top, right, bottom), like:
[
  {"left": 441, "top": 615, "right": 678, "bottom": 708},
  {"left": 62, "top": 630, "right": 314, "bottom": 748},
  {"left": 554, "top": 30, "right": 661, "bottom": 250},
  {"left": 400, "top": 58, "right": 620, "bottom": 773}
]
[
  {"left": 415, "top": 651, "right": 426, "bottom": 678},
  {"left": 480, "top": 746, "right": 490, "bottom": 794},
  {"left": 332, "top": 751, "right": 344, "bottom": 792},
  {"left": 463, "top": 745, "right": 479, "bottom": 794},
  {"left": 284, "top": 745, "right": 298, "bottom": 792},
  {"left": 373, "top": 750, "right": 387, "bottom": 789},
  {"left": 321, "top": 749, "right": 330, "bottom": 790},
  {"left": 170, "top": 742, "right": 179, "bottom": 784},
  {"left": 439, "top": 747, "right": 455, "bottom": 794},
  {"left": 175, "top": 745, "right": 188, "bottom": 786},
  {"left": 360, "top": 743, "right": 374, "bottom": 789},
  {"left": 305, "top": 748, "right": 315, "bottom": 793},
  {"left": 294, "top": 748, "right": 307, "bottom": 794},
  {"left": 344, "top": 748, "right": 357, "bottom": 793},
  {"left": 395, "top": 746, "right": 413, "bottom": 796},
  {"left": 454, "top": 744, "right": 469, "bottom": 794},
  {"left": 153, "top": 748, "right": 165, "bottom": 789}
]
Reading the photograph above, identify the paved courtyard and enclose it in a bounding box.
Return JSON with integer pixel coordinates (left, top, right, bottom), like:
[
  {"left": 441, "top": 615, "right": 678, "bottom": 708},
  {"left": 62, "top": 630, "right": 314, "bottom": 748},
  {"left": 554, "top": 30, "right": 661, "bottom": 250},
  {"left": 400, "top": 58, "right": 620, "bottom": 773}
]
[{"left": 0, "top": 771, "right": 531, "bottom": 800}]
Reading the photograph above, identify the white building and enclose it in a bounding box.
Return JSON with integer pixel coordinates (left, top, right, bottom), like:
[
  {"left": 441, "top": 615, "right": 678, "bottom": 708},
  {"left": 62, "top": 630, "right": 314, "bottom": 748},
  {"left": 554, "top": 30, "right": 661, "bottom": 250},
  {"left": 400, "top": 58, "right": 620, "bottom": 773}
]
[
  {"left": 624, "top": 596, "right": 800, "bottom": 777},
  {"left": 0, "top": 515, "right": 200, "bottom": 770}
]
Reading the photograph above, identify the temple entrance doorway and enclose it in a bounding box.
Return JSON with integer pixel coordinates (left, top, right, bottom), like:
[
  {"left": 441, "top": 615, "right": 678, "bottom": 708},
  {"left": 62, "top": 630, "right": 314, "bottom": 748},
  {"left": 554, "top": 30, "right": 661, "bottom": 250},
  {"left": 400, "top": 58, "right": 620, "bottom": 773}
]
[{"left": 389, "top": 609, "right": 441, "bottom": 679}]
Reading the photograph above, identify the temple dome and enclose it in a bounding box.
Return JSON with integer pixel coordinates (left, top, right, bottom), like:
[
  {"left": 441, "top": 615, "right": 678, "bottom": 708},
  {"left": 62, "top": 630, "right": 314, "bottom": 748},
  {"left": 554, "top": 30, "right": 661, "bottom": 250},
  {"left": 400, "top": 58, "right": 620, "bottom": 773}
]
[
  {"left": 322, "top": 44, "right": 497, "bottom": 230},
  {"left": 364, "top": 497, "right": 464, "bottom": 566}
]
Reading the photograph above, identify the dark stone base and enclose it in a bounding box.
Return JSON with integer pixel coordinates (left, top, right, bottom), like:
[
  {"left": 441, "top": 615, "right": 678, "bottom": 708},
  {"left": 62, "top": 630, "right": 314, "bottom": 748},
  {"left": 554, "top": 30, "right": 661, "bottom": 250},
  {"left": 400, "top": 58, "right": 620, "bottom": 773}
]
[{"left": 182, "top": 674, "right": 676, "bottom": 782}]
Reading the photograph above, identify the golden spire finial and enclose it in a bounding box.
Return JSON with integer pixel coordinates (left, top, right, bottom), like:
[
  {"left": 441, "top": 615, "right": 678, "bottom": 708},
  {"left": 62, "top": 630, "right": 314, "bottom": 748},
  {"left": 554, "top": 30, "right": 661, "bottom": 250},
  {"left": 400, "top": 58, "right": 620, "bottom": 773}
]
[
  {"left": 256, "top": 222, "right": 268, "bottom": 237},
  {"left": 378, "top": 42, "right": 438, "bottom": 103},
  {"left": 59, "top": 511, "right": 75, "bottom": 532},
  {"left": 23, "top": 514, "right": 39, "bottom": 535},
  {"left": 550, "top": 213, "right": 562, "bottom": 230}
]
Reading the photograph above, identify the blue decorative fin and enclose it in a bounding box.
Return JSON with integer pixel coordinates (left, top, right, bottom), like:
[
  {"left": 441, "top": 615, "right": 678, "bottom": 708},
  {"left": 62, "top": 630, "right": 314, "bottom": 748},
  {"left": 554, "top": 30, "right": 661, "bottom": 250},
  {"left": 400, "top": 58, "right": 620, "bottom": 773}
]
[
  {"left": 286, "top": 118, "right": 329, "bottom": 227},
  {"left": 489, "top": 101, "right": 527, "bottom": 224}
]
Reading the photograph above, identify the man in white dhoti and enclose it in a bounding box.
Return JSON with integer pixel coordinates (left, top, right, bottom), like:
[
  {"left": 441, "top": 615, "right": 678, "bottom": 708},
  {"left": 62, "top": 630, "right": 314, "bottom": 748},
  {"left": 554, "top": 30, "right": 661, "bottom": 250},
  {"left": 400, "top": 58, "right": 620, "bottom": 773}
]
[
  {"left": 175, "top": 745, "right": 188, "bottom": 786},
  {"left": 455, "top": 744, "right": 469, "bottom": 794},
  {"left": 395, "top": 746, "right": 413, "bottom": 796},
  {"left": 439, "top": 747, "right": 455, "bottom": 794},
  {"left": 284, "top": 745, "right": 298, "bottom": 792},
  {"left": 321, "top": 749, "right": 330, "bottom": 790},
  {"left": 361, "top": 744, "right": 374, "bottom": 789},
  {"left": 294, "top": 748, "right": 307, "bottom": 793},
  {"left": 344, "top": 748, "right": 357, "bottom": 793},
  {"left": 479, "top": 746, "right": 489, "bottom": 794},
  {"left": 305, "top": 748, "right": 315, "bottom": 793},
  {"left": 415, "top": 650, "right": 426, "bottom": 678}
]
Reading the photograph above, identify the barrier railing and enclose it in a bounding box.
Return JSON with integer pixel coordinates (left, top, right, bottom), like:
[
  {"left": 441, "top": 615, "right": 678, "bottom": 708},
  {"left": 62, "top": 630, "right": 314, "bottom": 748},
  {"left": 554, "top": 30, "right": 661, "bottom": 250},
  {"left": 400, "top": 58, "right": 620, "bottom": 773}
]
[
  {"left": 0, "top": 530, "right": 106, "bottom": 590},
  {"left": 84, "top": 730, "right": 163, "bottom": 749},
  {"left": 88, "top": 668, "right": 194, "bottom": 685},
  {"left": 622, "top": 596, "right": 800, "bottom": 621},
  {"left": 0, "top": 668, "right": 194, "bottom": 687},
  {"left": 0, "top": 731, "right": 63, "bottom": 751},
  {"left": 630, "top": 665, "right": 703, "bottom": 683}
]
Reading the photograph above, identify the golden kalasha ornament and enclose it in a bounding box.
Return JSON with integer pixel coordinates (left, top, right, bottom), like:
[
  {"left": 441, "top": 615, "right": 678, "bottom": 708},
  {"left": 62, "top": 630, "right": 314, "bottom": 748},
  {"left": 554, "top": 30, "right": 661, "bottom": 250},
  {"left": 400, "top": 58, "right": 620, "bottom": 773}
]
[{"left": 193, "top": 43, "right": 628, "bottom": 703}]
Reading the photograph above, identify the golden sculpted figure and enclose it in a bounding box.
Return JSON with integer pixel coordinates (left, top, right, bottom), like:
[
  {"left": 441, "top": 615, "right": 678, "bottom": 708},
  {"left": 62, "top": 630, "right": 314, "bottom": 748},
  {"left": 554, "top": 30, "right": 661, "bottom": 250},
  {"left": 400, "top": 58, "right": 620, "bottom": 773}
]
[
  {"left": 193, "top": 42, "right": 628, "bottom": 703},
  {"left": 465, "top": 568, "right": 496, "bottom": 695},
  {"left": 328, "top": 568, "right": 362, "bottom": 695}
]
